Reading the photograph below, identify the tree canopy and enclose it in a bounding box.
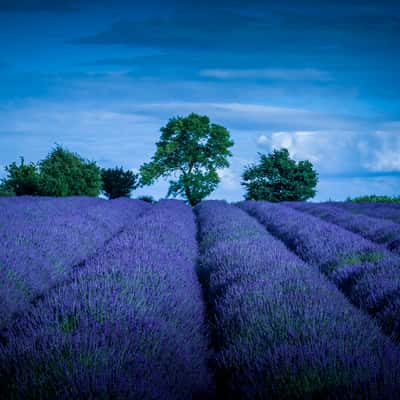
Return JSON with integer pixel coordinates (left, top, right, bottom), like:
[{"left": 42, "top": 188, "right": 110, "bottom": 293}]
[
  {"left": 241, "top": 148, "right": 318, "bottom": 202},
  {"left": 101, "top": 167, "right": 139, "bottom": 199},
  {"left": 1, "top": 157, "right": 41, "bottom": 196},
  {"left": 39, "top": 146, "right": 102, "bottom": 196},
  {"left": 140, "top": 113, "right": 234, "bottom": 206}
]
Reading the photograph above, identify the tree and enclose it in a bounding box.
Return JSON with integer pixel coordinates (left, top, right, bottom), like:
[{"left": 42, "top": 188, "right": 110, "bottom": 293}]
[
  {"left": 242, "top": 148, "right": 318, "bottom": 201},
  {"left": 101, "top": 167, "right": 139, "bottom": 199},
  {"left": 140, "top": 113, "right": 234, "bottom": 206},
  {"left": 39, "top": 145, "right": 102, "bottom": 196},
  {"left": 1, "top": 157, "right": 41, "bottom": 195}
]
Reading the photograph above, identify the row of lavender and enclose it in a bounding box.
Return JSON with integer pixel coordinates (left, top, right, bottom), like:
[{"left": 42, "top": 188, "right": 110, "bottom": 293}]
[
  {"left": 0, "top": 196, "right": 149, "bottom": 329},
  {"left": 0, "top": 200, "right": 212, "bottom": 399},
  {"left": 2, "top": 197, "right": 400, "bottom": 398},
  {"left": 196, "top": 201, "right": 400, "bottom": 399},
  {"left": 239, "top": 201, "right": 400, "bottom": 342},
  {"left": 285, "top": 201, "right": 400, "bottom": 253},
  {"left": 337, "top": 201, "right": 400, "bottom": 224}
]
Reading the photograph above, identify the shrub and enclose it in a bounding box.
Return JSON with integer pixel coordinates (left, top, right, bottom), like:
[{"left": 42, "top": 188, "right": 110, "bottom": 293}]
[
  {"left": 1, "top": 157, "right": 41, "bottom": 195},
  {"left": 137, "top": 195, "right": 156, "bottom": 203},
  {"left": 39, "top": 145, "right": 102, "bottom": 197},
  {"left": 101, "top": 167, "right": 139, "bottom": 199}
]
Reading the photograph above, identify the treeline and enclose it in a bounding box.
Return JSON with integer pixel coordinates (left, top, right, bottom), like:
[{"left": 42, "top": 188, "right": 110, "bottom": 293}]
[
  {"left": 347, "top": 195, "right": 400, "bottom": 203},
  {"left": 0, "top": 145, "right": 155, "bottom": 201},
  {"left": 1, "top": 113, "right": 321, "bottom": 204},
  {"left": 0, "top": 145, "right": 158, "bottom": 202}
]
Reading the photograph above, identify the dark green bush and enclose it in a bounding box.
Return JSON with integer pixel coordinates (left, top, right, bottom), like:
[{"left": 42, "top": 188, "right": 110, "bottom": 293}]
[
  {"left": 101, "top": 167, "right": 139, "bottom": 199},
  {"left": 137, "top": 195, "right": 156, "bottom": 203},
  {"left": 39, "top": 146, "right": 102, "bottom": 197}
]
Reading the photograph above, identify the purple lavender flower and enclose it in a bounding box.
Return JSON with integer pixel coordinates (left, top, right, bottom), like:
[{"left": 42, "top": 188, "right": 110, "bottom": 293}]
[
  {"left": 196, "top": 200, "right": 400, "bottom": 399},
  {"left": 0, "top": 197, "right": 149, "bottom": 328},
  {"left": 0, "top": 199, "right": 212, "bottom": 399},
  {"left": 336, "top": 201, "right": 400, "bottom": 224},
  {"left": 239, "top": 201, "right": 400, "bottom": 341},
  {"left": 286, "top": 201, "right": 400, "bottom": 254}
]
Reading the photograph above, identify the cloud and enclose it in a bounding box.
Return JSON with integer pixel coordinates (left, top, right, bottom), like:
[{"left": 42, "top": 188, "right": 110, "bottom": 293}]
[
  {"left": 71, "top": 12, "right": 315, "bottom": 53},
  {"left": 360, "top": 130, "right": 400, "bottom": 172},
  {"left": 258, "top": 131, "right": 328, "bottom": 161},
  {"left": 256, "top": 128, "right": 400, "bottom": 201},
  {"left": 0, "top": 101, "right": 162, "bottom": 172},
  {"left": 257, "top": 131, "right": 350, "bottom": 174},
  {"left": 82, "top": 56, "right": 163, "bottom": 67},
  {"left": 256, "top": 131, "right": 345, "bottom": 170},
  {"left": 217, "top": 168, "right": 240, "bottom": 191},
  {"left": 1, "top": 97, "right": 398, "bottom": 202},
  {"left": 81, "top": 53, "right": 212, "bottom": 72},
  {"left": 71, "top": 3, "right": 400, "bottom": 59},
  {"left": 73, "top": 17, "right": 221, "bottom": 49},
  {"left": 200, "top": 68, "right": 331, "bottom": 81},
  {"left": 256, "top": 128, "right": 400, "bottom": 178},
  {"left": 132, "top": 101, "right": 367, "bottom": 133},
  {"left": 256, "top": 135, "right": 269, "bottom": 145}
]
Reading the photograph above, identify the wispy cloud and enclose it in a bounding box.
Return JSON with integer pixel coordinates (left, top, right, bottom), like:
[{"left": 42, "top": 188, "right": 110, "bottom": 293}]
[
  {"left": 0, "top": 101, "right": 161, "bottom": 170},
  {"left": 132, "top": 101, "right": 369, "bottom": 132},
  {"left": 200, "top": 68, "right": 331, "bottom": 81},
  {"left": 81, "top": 54, "right": 172, "bottom": 67}
]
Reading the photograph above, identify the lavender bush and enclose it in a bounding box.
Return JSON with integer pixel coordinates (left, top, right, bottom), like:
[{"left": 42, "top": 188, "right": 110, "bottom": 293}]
[
  {"left": 0, "top": 199, "right": 212, "bottom": 399},
  {"left": 286, "top": 201, "right": 400, "bottom": 253},
  {"left": 239, "top": 201, "right": 400, "bottom": 341},
  {"left": 0, "top": 197, "right": 149, "bottom": 328},
  {"left": 196, "top": 200, "right": 400, "bottom": 399}
]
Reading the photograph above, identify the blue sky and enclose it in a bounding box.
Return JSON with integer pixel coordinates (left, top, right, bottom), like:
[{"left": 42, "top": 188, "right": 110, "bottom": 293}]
[{"left": 0, "top": 0, "right": 399, "bottom": 200}]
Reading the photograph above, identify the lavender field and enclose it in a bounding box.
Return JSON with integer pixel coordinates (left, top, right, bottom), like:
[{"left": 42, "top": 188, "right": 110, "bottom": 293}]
[{"left": 1, "top": 197, "right": 400, "bottom": 399}]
